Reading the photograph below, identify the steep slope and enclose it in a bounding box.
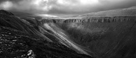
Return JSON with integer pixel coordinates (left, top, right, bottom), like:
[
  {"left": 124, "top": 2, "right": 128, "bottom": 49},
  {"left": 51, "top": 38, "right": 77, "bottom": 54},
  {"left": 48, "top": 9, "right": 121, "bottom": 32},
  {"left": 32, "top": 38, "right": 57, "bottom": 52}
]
[{"left": 0, "top": 10, "right": 92, "bottom": 58}]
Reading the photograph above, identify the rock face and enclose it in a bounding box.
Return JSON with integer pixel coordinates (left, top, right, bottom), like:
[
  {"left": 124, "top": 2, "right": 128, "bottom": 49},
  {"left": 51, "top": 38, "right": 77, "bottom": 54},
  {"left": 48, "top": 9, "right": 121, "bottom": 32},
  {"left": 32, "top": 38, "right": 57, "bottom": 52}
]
[
  {"left": 54, "top": 16, "right": 136, "bottom": 58},
  {"left": 0, "top": 10, "right": 92, "bottom": 58}
]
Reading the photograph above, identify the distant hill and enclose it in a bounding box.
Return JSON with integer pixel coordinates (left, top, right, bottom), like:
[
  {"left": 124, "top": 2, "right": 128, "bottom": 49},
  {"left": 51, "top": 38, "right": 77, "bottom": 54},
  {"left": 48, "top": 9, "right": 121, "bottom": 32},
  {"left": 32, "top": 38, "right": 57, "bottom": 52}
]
[
  {"left": 2, "top": 6, "right": 136, "bottom": 20},
  {"left": 80, "top": 6, "right": 136, "bottom": 18}
]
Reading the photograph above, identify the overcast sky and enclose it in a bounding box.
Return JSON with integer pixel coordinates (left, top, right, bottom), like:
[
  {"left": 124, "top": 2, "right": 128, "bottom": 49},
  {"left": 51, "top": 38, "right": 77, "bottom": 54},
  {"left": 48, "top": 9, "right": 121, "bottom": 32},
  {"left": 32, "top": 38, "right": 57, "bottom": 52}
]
[{"left": 0, "top": 0, "right": 136, "bottom": 16}]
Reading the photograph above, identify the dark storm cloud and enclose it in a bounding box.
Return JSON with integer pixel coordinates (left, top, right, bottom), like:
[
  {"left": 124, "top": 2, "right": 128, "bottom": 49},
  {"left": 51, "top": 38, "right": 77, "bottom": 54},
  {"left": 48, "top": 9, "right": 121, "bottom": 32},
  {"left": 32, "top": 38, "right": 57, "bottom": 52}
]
[
  {"left": 0, "top": 0, "right": 136, "bottom": 16},
  {"left": 48, "top": 0, "right": 136, "bottom": 15}
]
